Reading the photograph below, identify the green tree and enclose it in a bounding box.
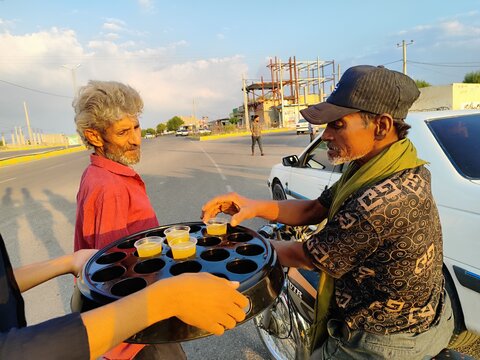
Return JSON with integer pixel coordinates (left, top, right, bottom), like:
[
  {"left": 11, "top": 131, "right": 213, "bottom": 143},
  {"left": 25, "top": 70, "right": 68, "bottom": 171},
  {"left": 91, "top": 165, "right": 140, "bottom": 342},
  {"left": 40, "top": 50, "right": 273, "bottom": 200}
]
[
  {"left": 156, "top": 123, "right": 167, "bottom": 134},
  {"left": 145, "top": 128, "right": 156, "bottom": 135},
  {"left": 415, "top": 79, "right": 431, "bottom": 88},
  {"left": 141, "top": 129, "right": 147, "bottom": 138},
  {"left": 463, "top": 70, "right": 480, "bottom": 83},
  {"left": 166, "top": 116, "right": 184, "bottom": 131},
  {"left": 229, "top": 116, "right": 239, "bottom": 125}
]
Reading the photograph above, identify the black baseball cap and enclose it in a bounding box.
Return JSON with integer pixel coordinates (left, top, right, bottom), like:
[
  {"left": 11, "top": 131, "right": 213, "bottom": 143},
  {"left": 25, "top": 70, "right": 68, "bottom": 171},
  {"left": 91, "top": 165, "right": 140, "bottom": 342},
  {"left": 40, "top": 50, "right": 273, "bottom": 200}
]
[{"left": 300, "top": 65, "right": 420, "bottom": 125}]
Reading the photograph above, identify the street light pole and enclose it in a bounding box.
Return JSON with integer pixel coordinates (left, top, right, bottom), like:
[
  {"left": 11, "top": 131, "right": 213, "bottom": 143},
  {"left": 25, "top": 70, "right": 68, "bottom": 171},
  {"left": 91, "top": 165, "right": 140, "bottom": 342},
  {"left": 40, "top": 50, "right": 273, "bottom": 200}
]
[
  {"left": 242, "top": 74, "right": 250, "bottom": 130},
  {"left": 23, "top": 101, "right": 33, "bottom": 145},
  {"left": 62, "top": 64, "right": 81, "bottom": 96},
  {"left": 396, "top": 40, "right": 414, "bottom": 75}
]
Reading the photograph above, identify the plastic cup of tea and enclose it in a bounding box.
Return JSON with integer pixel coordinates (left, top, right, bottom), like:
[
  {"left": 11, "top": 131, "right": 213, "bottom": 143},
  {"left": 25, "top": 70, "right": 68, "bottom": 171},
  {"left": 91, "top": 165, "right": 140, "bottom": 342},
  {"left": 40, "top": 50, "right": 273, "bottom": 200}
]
[
  {"left": 134, "top": 236, "right": 163, "bottom": 257},
  {"left": 170, "top": 236, "right": 197, "bottom": 260},
  {"left": 164, "top": 225, "right": 190, "bottom": 245},
  {"left": 206, "top": 218, "right": 228, "bottom": 236}
]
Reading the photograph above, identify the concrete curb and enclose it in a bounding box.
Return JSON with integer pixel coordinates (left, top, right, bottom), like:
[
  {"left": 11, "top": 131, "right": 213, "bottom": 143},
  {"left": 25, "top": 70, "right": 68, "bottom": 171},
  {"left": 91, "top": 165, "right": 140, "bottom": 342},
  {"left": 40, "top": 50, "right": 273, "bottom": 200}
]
[
  {"left": 0, "top": 146, "right": 87, "bottom": 168},
  {"left": 193, "top": 128, "right": 294, "bottom": 141}
]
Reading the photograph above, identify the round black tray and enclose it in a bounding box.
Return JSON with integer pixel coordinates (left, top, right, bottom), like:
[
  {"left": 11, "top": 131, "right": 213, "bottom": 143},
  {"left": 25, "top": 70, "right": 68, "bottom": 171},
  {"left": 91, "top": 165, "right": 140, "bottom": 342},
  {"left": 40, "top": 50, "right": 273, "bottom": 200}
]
[{"left": 72, "top": 222, "right": 284, "bottom": 343}]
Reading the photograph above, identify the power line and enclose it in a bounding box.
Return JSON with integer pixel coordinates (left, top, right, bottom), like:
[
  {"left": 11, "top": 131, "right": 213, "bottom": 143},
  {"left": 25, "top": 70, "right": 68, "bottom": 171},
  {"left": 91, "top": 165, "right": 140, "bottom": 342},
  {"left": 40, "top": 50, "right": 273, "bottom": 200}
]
[
  {"left": 409, "top": 60, "right": 480, "bottom": 68},
  {"left": 380, "top": 59, "right": 402, "bottom": 66},
  {"left": 0, "top": 79, "right": 72, "bottom": 99}
]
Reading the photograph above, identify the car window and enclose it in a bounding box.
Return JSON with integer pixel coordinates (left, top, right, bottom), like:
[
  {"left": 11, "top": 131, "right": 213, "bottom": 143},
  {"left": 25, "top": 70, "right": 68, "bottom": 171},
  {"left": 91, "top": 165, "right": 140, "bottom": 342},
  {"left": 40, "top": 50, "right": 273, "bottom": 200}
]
[
  {"left": 303, "top": 140, "right": 342, "bottom": 173},
  {"left": 427, "top": 114, "right": 480, "bottom": 179}
]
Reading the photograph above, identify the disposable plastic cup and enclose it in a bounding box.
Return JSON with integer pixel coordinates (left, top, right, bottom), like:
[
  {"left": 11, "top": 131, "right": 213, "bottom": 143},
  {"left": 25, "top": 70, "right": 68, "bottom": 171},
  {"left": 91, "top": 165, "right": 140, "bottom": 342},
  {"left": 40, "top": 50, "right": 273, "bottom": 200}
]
[
  {"left": 170, "top": 237, "right": 197, "bottom": 260},
  {"left": 206, "top": 218, "right": 228, "bottom": 236},
  {"left": 164, "top": 225, "right": 190, "bottom": 244},
  {"left": 134, "top": 236, "right": 163, "bottom": 257}
]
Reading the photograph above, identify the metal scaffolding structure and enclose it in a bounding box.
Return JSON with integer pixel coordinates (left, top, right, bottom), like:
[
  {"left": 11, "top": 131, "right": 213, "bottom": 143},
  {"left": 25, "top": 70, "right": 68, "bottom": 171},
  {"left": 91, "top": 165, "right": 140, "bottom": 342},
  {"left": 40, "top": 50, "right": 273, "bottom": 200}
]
[{"left": 243, "top": 56, "right": 338, "bottom": 128}]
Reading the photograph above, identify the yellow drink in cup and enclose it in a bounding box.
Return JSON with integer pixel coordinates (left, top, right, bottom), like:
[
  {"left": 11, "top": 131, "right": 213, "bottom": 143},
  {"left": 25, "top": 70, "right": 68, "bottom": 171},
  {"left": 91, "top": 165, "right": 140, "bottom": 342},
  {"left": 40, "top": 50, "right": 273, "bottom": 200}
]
[
  {"left": 164, "top": 225, "right": 190, "bottom": 244},
  {"left": 206, "top": 218, "right": 228, "bottom": 236},
  {"left": 134, "top": 236, "right": 163, "bottom": 257},
  {"left": 170, "top": 237, "right": 197, "bottom": 260}
]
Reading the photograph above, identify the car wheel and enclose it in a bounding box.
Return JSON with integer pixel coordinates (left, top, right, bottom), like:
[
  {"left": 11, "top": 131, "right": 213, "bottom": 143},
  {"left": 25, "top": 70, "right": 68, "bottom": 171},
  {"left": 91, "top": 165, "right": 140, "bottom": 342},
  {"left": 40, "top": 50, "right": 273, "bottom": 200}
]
[
  {"left": 296, "top": 131, "right": 300, "bottom": 135},
  {"left": 272, "top": 181, "right": 287, "bottom": 200},
  {"left": 444, "top": 266, "right": 480, "bottom": 348}
]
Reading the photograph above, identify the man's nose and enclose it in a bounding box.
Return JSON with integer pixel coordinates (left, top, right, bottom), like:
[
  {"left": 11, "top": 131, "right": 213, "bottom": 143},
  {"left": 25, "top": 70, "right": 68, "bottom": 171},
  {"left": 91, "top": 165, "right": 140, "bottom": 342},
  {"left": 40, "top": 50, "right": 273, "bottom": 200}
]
[
  {"left": 130, "top": 129, "right": 141, "bottom": 145},
  {"left": 321, "top": 126, "right": 333, "bottom": 141}
]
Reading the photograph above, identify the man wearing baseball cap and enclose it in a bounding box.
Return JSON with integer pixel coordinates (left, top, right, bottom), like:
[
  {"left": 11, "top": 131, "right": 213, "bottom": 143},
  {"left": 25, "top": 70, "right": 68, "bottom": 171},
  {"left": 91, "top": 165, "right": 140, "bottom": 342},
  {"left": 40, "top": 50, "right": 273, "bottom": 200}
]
[{"left": 202, "top": 65, "right": 454, "bottom": 358}]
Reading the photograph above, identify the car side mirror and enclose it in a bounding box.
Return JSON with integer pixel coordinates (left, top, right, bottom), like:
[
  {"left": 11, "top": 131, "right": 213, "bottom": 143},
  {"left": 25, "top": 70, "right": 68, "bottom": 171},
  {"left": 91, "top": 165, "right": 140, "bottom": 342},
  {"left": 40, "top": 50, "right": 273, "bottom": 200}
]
[{"left": 282, "top": 155, "right": 299, "bottom": 167}]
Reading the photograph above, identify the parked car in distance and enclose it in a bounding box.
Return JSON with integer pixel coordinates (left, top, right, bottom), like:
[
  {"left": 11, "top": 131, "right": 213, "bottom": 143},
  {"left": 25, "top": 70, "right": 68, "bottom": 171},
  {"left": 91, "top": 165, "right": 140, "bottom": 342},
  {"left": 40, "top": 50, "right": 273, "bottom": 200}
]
[
  {"left": 268, "top": 110, "right": 480, "bottom": 347},
  {"left": 175, "top": 127, "right": 189, "bottom": 136},
  {"left": 198, "top": 127, "right": 212, "bottom": 135},
  {"left": 144, "top": 133, "right": 155, "bottom": 139},
  {"left": 295, "top": 118, "right": 309, "bottom": 134}
]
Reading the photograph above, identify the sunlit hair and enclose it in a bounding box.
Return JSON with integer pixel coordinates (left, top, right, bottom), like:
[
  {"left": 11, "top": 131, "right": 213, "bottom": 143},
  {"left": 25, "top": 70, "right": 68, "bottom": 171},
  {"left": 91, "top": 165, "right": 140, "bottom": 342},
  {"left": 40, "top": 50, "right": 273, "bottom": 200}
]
[
  {"left": 73, "top": 80, "right": 143, "bottom": 148},
  {"left": 358, "top": 111, "right": 411, "bottom": 139}
]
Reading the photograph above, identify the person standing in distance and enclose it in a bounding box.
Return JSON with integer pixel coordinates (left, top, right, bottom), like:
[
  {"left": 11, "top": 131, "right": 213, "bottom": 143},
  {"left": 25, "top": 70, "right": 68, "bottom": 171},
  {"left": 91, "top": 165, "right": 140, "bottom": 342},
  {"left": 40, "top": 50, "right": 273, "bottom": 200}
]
[{"left": 250, "top": 114, "right": 264, "bottom": 156}]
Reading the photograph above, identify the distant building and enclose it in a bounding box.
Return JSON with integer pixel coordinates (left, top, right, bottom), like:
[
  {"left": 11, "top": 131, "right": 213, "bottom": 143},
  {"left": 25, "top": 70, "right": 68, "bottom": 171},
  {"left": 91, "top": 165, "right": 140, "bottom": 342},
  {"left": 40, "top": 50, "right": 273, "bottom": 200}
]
[{"left": 411, "top": 83, "right": 480, "bottom": 112}]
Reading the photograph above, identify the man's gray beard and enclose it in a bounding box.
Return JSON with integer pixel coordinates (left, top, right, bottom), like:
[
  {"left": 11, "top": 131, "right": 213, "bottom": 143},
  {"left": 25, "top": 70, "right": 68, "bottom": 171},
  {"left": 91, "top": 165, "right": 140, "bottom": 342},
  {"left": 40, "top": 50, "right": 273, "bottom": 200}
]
[
  {"left": 105, "top": 151, "right": 140, "bottom": 166},
  {"left": 329, "top": 152, "right": 367, "bottom": 166}
]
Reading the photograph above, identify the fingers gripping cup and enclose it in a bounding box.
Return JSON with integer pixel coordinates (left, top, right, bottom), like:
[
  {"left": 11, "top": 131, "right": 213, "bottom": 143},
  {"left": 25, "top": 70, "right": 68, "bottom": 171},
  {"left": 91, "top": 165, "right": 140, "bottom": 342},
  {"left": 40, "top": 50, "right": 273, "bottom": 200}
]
[
  {"left": 206, "top": 218, "right": 228, "bottom": 236},
  {"left": 134, "top": 236, "right": 163, "bottom": 257},
  {"left": 170, "top": 236, "right": 197, "bottom": 260},
  {"left": 164, "top": 225, "right": 190, "bottom": 244}
]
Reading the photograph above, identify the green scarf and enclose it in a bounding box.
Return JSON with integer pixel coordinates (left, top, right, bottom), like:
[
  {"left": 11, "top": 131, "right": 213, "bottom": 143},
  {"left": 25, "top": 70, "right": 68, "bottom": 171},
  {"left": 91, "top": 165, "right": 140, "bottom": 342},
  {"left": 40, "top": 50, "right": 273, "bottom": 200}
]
[{"left": 309, "top": 138, "right": 426, "bottom": 351}]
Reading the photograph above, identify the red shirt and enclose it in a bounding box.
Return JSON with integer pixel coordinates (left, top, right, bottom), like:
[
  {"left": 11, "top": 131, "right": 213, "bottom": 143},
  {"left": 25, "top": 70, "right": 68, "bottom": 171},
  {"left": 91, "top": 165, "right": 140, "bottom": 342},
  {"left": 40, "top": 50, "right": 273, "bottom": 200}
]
[{"left": 74, "top": 154, "right": 159, "bottom": 250}]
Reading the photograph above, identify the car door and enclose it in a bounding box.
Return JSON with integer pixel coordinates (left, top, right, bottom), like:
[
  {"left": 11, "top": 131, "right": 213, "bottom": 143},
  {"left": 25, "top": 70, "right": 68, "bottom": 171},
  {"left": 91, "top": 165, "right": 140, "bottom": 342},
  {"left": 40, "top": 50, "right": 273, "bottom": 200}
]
[{"left": 286, "top": 139, "right": 343, "bottom": 200}]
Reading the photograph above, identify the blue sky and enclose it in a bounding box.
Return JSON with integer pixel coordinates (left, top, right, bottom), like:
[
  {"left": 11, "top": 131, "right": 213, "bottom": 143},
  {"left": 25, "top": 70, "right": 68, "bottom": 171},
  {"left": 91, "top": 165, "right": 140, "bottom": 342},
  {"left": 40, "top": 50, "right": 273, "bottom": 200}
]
[{"left": 1, "top": 0, "right": 480, "bottom": 135}]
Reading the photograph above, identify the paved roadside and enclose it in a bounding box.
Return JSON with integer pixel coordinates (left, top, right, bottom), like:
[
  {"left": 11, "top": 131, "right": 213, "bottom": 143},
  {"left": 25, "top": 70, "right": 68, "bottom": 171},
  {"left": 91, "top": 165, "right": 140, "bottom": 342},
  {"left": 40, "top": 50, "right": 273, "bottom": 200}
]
[{"left": 0, "top": 145, "right": 87, "bottom": 168}]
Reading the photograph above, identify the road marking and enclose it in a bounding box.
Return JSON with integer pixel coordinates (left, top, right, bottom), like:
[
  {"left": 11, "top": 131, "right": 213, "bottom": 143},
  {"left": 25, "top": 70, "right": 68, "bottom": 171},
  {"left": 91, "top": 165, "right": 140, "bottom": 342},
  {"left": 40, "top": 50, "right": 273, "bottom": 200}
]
[
  {"left": 0, "top": 177, "right": 16, "bottom": 184},
  {"left": 198, "top": 145, "right": 231, "bottom": 191}
]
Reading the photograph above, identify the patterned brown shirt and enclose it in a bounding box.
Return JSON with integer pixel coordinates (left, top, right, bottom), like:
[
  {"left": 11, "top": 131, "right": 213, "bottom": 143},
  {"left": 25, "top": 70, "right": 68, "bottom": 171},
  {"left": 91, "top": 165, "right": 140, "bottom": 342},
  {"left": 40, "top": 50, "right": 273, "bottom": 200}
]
[
  {"left": 251, "top": 120, "right": 262, "bottom": 137},
  {"left": 304, "top": 165, "right": 445, "bottom": 335}
]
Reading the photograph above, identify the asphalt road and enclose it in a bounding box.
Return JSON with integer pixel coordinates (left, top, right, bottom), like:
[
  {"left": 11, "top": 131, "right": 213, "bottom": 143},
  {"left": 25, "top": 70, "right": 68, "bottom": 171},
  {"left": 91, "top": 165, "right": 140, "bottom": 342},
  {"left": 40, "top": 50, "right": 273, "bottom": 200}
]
[{"left": 0, "top": 131, "right": 309, "bottom": 360}]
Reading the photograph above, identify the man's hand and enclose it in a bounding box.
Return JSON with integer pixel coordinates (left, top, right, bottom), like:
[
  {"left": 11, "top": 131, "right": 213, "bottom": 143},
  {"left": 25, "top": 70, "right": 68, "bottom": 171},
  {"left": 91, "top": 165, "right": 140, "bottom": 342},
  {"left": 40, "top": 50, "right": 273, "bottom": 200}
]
[
  {"left": 165, "top": 273, "right": 249, "bottom": 335},
  {"left": 71, "top": 249, "right": 98, "bottom": 276},
  {"left": 201, "top": 192, "right": 258, "bottom": 226}
]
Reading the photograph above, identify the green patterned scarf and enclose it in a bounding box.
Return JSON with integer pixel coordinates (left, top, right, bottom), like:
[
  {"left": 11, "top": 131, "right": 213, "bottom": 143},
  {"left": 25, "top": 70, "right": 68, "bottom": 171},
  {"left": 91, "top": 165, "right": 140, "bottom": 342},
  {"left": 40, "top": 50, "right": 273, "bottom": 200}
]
[{"left": 310, "top": 138, "right": 426, "bottom": 351}]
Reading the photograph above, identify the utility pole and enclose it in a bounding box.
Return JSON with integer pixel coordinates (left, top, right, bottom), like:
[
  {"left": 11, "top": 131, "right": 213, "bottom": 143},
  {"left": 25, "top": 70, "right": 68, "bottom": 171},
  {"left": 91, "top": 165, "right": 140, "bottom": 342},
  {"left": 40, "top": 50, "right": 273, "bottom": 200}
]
[
  {"left": 23, "top": 101, "right": 33, "bottom": 145},
  {"left": 192, "top": 98, "right": 196, "bottom": 124},
  {"left": 278, "top": 58, "right": 285, "bottom": 128},
  {"left": 397, "top": 40, "right": 414, "bottom": 75},
  {"left": 242, "top": 74, "right": 250, "bottom": 130},
  {"left": 62, "top": 64, "right": 81, "bottom": 96}
]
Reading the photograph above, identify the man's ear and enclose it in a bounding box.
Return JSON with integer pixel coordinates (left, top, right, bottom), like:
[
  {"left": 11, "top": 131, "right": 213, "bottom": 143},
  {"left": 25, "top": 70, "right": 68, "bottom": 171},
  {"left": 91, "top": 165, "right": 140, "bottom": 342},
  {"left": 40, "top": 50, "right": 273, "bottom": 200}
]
[
  {"left": 84, "top": 129, "right": 104, "bottom": 147},
  {"left": 374, "top": 114, "right": 393, "bottom": 140}
]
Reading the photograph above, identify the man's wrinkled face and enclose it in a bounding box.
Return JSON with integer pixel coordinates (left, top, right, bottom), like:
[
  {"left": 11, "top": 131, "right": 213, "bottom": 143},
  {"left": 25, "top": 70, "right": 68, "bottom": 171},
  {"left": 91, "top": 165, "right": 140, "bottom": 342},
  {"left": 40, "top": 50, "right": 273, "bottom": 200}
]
[
  {"left": 102, "top": 117, "right": 141, "bottom": 166},
  {"left": 320, "top": 113, "right": 376, "bottom": 165}
]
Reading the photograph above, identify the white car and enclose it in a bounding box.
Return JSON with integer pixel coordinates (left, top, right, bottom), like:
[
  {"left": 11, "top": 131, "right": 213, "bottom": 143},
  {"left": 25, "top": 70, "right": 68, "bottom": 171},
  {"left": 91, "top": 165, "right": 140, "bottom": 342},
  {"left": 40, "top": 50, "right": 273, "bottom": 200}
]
[
  {"left": 198, "top": 127, "right": 212, "bottom": 135},
  {"left": 268, "top": 110, "right": 480, "bottom": 347},
  {"left": 175, "top": 128, "right": 189, "bottom": 136},
  {"left": 295, "top": 118, "right": 309, "bottom": 134}
]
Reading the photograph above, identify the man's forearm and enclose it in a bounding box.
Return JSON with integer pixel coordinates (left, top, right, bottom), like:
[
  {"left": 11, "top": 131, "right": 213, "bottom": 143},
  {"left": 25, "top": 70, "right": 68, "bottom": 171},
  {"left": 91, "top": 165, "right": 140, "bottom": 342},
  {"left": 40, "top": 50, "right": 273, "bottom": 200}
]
[
  {"left": 275, "top": 199, "right": 327, "bottom": 226},
  {"left": 270, "top": 240, "right": 314, "bottom": 270},
  {"left": 14, "top": 255, "right": 73, "bottom": 292}
]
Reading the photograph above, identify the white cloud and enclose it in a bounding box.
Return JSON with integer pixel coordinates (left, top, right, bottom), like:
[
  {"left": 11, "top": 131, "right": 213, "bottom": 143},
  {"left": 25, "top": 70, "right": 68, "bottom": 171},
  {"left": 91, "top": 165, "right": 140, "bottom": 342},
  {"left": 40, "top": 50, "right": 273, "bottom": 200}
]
[
  {"left": 104, "top": 32, "right": 120, "bottom": 41},
  {"left": 138, "top": 0, "right": 154, "bottom": 11},
  {"left": 102, "top": 18, "right": 126, "bottom": 32},
  {"left": 439, "top": 20, "right": 480, "bottom": 36},
  {"left": 0, "top": 26, "right": 248, "bottom": 134}
]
